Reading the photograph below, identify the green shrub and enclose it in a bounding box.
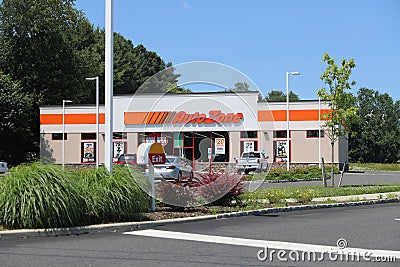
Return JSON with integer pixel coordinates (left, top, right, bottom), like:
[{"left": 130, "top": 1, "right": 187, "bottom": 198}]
[
  {"left": 264, "top": 189, "right": 286, "bottom": 204},
  {"left": 74, "top": 165, "right": 150, "bottom": 223},
  {"left": 0, "top": 162, "right": 83, "bottom": 229},
  {"left": 293, "top": 189, "right": 316, "bottom": 204}
]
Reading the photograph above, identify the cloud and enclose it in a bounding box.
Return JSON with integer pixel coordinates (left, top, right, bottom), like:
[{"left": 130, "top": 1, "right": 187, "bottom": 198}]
[{"left": 181, "top": 0, "right": 190, "bottom": 9}]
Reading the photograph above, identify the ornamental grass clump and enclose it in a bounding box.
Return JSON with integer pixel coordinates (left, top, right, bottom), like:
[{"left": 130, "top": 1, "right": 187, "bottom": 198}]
[
  {"left": 0, "top": 162, "right": 83, "bottom": 229},
  {"left": 75, "top": 165, "right": 150, "bottom": 223}
]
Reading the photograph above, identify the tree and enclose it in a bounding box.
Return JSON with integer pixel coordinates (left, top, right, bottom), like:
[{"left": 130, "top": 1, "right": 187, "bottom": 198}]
[
  {"left": 318, "top": 53, "right": 359, "bottom": 187},
  {"left": 0, "top": 0, "right": 100, "bottom": 105},
  {"left": 230, "top": 82, "right": 250, "bottom": 92},
  {"left": 0, "top": 73, "right": 33, "bottom": 164},
  {"left": 349, "top": 88, "right": 400, "bottom": 163},
  {"left": 89, "top": 30, "right": 178, "bottom": 98},
  {"left": 0, "top": 0, "right": 100, "bottom": 162},
  {"left": 0, "top": 0, "right": 174, "bottom": 163},
  {"left": 265, "top": 90, "right": 299, "bottom": 102}
]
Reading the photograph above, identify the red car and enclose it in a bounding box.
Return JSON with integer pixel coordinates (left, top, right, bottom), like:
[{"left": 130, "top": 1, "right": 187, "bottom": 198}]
[{"left": 116, "top": 154, "right": 137, "bottom": 165}]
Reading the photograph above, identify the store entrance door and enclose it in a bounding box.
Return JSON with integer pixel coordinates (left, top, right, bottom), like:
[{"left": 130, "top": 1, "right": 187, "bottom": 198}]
[{"left": 182, "top": 131, "right": 229, "bottom": 171}]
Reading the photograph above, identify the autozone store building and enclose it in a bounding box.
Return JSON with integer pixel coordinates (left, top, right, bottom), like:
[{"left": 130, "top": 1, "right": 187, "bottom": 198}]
[{"left": 39, "top": 91, "right": 348, "bottom": 169}]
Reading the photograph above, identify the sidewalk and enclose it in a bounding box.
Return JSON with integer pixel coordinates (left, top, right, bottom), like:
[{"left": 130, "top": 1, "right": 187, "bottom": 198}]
[
  {"left": 283, "top": 191, "right": 400, "bottom": 203},
  {"left": 313, "top": 191, "right": 400, "bottom": 202}
]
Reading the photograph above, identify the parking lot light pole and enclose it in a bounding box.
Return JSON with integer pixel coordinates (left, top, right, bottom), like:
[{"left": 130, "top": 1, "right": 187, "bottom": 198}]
[
  {"left": 86, "top": 76, "right": 100, "bottom": 169},
  {"left": 105, "top": 0, "right": 114, "bottom": 172},
  {"left": 286, "top": 71, "right": 300, "bottom": 171},
  {"left": 62, "top": 100, "right": 73, "bottom": 170}
]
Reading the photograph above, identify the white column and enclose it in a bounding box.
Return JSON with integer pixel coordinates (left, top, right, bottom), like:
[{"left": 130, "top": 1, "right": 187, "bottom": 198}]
[
  {"left": 318, "top": 97, "right": 322, "bottom": 168},
  {"left": 86, "top": 77, "right": 100, "bottom": 169},
  {"left": 105, "top": 0, "right": 114, "bottom": 172},
  {"left": 62, "top": 101, "right": 66, "bottom": 169},
  {"left": 286, "top": 72, "right": 290, "bottom": 171},
  {"left": 62, "top": 100, "right": 72, "bottom": 169},
  {"left": 285, "top": 72, "right": 300, "bottom": 171}
]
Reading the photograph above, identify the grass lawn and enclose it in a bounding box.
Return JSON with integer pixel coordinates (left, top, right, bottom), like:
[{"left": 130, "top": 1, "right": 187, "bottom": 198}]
[
  {"left": 241, "top": 184, "right": 400, "bottom": 204},
  {"left": 350, "top": 163, "right": 400, "bottom": 171}
]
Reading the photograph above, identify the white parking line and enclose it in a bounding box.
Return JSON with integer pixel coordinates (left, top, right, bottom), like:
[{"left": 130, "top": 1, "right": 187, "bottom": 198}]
[
  {"left": 395, "top": 219, "right": 400, "bottom": 221},
  {"left": 124, "top": 229, "right": 400, "bottom": 259}
]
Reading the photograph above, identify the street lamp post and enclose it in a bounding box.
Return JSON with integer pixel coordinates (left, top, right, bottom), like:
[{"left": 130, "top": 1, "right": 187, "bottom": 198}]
[
  {"left": 286, "top": 71, "right": 300, "bottom": 171},
  {"left": 86, "top": 77, "right": 100, "bottom": 169},
  {"left": 62, "top": 100, "right": 73, "bottom": 170},
  {"left": 318, "top": 96, "right": 321, "bottom": 169}
]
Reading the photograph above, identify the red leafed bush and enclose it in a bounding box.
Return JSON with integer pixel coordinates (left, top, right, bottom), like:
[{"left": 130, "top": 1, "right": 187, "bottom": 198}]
[
  {"left": 156, "top": 172, "right": 246, "bottom": 207},
  {"left": 156, "top": 177, "right": 195, "bottom": 208},
  {"left": 191, "top": 172, "right": 246, "bottom": 206}
]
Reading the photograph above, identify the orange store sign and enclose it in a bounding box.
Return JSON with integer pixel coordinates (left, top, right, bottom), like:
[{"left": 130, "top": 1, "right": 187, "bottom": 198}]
[{"left": 124, "top": 110, "right": 244, "bottom": 125}]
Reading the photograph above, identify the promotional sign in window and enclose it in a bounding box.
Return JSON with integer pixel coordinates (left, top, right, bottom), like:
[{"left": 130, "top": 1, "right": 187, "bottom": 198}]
[
  {"left": 215, "top": 138, "right": 225, "bottom": 154},
  {"left": 243, "top": 141, "right": 254, "bottom": 153},
  {"left": 144, "top": 133, "right": 168, "bottom": 147},
  {"left": 113, "top": 141, "right": 126, "bottom": 162},
  {"left": 274, "top": 141, "right": 288, "bottom": 162},
  {"left": 82, "top": 142, "right": 95, "bottom": 163}
]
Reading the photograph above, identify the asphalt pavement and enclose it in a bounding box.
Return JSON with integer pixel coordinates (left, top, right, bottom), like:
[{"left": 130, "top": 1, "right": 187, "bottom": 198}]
[
  {"left": 246, "top": 171, "right": 400, "bottom": 190},
  {"left": 1, "top": 203, "right": 399, "bottom": 266}
]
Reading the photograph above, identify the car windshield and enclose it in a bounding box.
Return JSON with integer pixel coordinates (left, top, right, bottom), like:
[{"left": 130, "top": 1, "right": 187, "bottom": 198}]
[
  {"left": 242, "top": 152, "right": 261, "bottom": 158},
  {"left": 165, "top": 157, "right": 176, "bottom": 164},
  {"left": 119, "top": 155, "right": 136, "bottom": 160}
]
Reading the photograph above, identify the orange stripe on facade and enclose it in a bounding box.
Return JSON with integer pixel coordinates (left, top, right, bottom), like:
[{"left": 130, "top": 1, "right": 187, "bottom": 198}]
[
  {"left": 155, "top": 112, "right": 168, "bottom": 124},
  {"left": 124, "top": 112, "right": 148, "bottom": 124},
  {"left": 258, "top": 109, "right": 331, "bottom": 122},
  {"left": 41, "top": 109, "right": 332, "bottom": 125},
  {"left": 142, "top": 111, "right": 171, "bottom": 125},
  {"left": 40, "top": 114, "right": 105, "bottom": 125}
]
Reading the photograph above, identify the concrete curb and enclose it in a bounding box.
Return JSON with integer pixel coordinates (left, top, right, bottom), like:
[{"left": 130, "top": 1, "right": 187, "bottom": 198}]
[
  {"left": 266, "top": 177, "right": 328, "bottom": 183},
  {"left": 1, "top": 197, "right": 399, "bottom": 240}
]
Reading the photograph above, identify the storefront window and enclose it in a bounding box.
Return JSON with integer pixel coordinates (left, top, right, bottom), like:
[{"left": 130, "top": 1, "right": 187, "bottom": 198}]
[
  {"left": 113, "top": 141, "right": 127, "bottom": 162},
  {"left": 240, "top": 141, "right": 258, "bottom": 154},
  {"left": 113, "top": 132, "right": 127, "bottom": 139},
  {"left": 81, "top": 142, "right": 96, "bottom": 163},
  {"left": 52, "top": 133, "right": 67, "bottom": 140},
  {"left": 307, "top": 130, "right": 325, "bottom": 138},
  {"left": 240, "top": 131, "right": 257, "bottom": 139},
  {"left": 240, "top": 131, "right": 258, "bottom": 154},
  {"left": 273, "top": 140, "right": 288, "bottom": 163},
  {"left": 273, "top": 131, "right": 288, "bottom": 138},
  {"left": 81, "top": 133, "right": 96, "bottom": 140},
  {"left": 139, "top": 132, "right": 174, "bottom": 155}
]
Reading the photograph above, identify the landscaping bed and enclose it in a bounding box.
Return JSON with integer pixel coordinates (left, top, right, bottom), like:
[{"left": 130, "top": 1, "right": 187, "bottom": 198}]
[{"left": 1, "top": 163, "right": 399, "bottom": 231}]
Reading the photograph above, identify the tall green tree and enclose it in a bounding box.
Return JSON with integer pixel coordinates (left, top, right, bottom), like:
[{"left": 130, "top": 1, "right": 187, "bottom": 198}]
[
  {"left": 318, "top": 53, "right": 359, "bottom": 187},
  {"left": 265, "top": 90, "right": 299, "bottom": 102},
  {"left": 88, "top": 29, "right": 178, "bottom": 98},
  {"left": 0, "top": 73, "right": 33, "bottom": 164},
  {"left": 0, "top": 0, "right": 179, "bottom": 163},
  {"left": 0, "top": 0, "right": 100, "bottom": 163},
  {"left": 349, "top": 88, "right": 400, "bottom": 163},
  {"left": 0, "top": 0, "right": 99, "bottom": 105}
]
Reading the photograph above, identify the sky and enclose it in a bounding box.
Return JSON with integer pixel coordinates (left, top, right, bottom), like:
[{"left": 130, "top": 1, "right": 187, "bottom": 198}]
[{"left": 74, "top": 0, "right": 400, "bottom": 100}]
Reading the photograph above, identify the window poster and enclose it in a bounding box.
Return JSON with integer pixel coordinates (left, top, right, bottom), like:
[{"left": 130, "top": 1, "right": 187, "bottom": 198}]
[
  {"left": 113, "top": 141, "right": 126, "bottom": 162},
  {"left": 243, "top": 141, "right": 254, "bottom": 153},
  {"left": 82, "top": 142, "right": 95, "bottom": 163},
  {"left": 215, "top": 138, "right": 225, "bottom": 154},
  {"left": 274, "top": 141, "right": 288, "bottom": 162}
]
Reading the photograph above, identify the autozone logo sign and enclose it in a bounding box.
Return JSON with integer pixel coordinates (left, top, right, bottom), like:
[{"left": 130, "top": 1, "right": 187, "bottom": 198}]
[
  {"left": 124, "top": 110, "right": 244, "bottom": 125},
  {"left": 169, "top": 110, "right": 243, "bottom": 125}
]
